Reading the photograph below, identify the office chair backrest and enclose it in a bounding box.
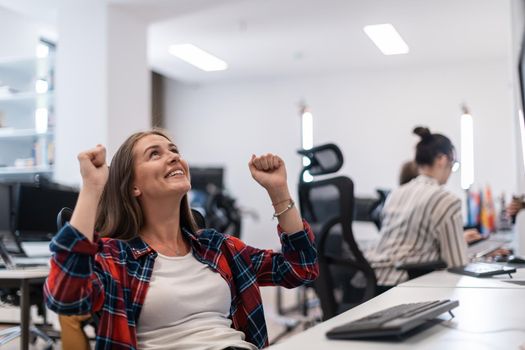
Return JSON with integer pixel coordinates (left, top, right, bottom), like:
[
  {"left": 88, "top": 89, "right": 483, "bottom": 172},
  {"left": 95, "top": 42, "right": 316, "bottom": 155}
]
[
  {"left": 354, "top": 189, "right": 390, "bottom": 231},
  {"left": 56, "top": 207, "right": 207, "bottom": 232},
  {"left": 298, "top": 143, "right": 343, "bottom": 177},
  {"left": 204, "top": 191, "right": 241, "bottom": 238},
  {"left": 57, "top": 207, "right": 73, "bottom": 231},
  {"left": 297, "top": 144, "right": 377, "bottom": 320}
]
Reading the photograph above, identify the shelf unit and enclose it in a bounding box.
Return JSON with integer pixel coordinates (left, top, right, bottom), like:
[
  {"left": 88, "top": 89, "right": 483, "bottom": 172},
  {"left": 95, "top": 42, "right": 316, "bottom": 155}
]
[{"left": 0, "top": 53, "right": 55, "bottom": 181}]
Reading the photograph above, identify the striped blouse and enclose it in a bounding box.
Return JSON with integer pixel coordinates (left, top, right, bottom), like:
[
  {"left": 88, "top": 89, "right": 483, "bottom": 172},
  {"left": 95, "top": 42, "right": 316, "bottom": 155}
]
[{"left": 366, "top": 175, "right": 468, "bottom": 286}]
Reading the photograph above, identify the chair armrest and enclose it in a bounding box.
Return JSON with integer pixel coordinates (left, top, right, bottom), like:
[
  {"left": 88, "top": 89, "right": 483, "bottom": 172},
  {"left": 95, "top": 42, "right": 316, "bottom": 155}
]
[
  {"left": 395, "top": 260, "right": 447, "bottom": 280},
  {"left": 396, "top": 260, "right": 447, "bottom": 271}
]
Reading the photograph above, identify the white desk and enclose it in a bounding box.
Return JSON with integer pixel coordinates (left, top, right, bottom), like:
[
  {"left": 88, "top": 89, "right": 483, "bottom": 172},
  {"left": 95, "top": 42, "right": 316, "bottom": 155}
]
[
  {"left": 0, "top": 268, "right": 50, "bottom": 350},
  {"left": 398, "top": 267, "right": 525, "bottom": 289},
  {"left": 269, "top": 286, "right": 525, "bottom": 350}
]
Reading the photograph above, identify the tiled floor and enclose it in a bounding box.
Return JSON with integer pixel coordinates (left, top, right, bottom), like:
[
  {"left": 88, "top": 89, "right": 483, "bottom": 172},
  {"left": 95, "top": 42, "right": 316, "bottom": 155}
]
[
  {"left": 0, "top": 326, "right": 57, "bottom": 350},
  {"left": 0, "top": 286, "right": 321, "bottom": 349}
]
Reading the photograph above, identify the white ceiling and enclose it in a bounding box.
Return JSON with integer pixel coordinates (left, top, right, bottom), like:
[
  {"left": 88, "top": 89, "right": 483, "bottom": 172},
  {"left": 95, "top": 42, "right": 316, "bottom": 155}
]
[
  {"left": 110, "top": 0, "right": 242, "bottom": 23},
  {"left": 145, "top": 0, "right": 511, "bottom": 83},
  {"left": 0, "top": 0, "right": 511, "bottom": 84}
]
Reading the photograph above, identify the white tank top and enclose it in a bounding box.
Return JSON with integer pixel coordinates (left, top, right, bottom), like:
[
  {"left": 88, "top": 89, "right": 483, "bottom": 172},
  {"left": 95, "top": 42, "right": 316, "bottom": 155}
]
[{"left": 136, "top": 251, "right": 257, "bottom": 350}]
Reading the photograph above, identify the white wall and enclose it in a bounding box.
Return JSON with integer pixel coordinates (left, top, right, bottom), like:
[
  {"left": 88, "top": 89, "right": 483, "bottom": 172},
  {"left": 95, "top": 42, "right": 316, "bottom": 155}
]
[
  {"left": 0, "top": 7, "right": 39, "bottom": 58},
  {"left": 165, "top": 58, "right": 516, "bottom": 249},
  {"left": 54, "top": 0, "right": 150, "bottom": 186},
  {"left": 107, "top": 5, "right": 150, "bottom": 155},
  {"left": 509, "top": 0, "right": 525, "bottom": 254},
  {"left": 54, "top": 0, "right": 108, "bottom": 186}
]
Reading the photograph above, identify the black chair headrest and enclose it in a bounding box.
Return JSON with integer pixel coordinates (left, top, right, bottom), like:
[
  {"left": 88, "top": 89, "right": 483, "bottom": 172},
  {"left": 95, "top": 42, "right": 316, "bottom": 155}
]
[
  {"left": 57, "top": 207, "right": 73, "bottom": 231},
  {"left": 297, "top": 143, "right": 344, "bottom": 176},
  {"left": 191, "top": 208, "right": 206, "bottom": 230}
]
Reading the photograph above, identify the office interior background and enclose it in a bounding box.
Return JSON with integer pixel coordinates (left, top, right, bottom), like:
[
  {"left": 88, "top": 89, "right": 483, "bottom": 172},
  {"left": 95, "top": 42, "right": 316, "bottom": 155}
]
[{"left": 0, "top": 0, "right": 524, "bottom": 252}]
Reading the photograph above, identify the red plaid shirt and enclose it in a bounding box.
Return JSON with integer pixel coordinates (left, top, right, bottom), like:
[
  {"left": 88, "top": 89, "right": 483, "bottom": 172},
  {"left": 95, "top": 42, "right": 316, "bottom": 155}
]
[{"left": 44, "top": 221, "right": 318, "bottom": 349}]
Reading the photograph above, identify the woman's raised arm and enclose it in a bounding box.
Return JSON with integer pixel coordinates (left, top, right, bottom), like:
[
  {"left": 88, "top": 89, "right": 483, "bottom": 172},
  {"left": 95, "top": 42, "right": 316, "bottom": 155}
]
[{"left": 70, "top": 144, "right": 109, "bottom": 241}]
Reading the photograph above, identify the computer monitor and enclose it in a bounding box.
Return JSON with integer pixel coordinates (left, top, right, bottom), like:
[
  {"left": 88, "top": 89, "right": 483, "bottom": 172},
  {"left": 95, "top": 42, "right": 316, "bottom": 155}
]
[
  {"left": 14, "top": 183, "right": 78, "bottom": 241},
  {"left": 190, "top": 167, "right": 224, "bottom": 192},
  {"left": 0, "top": 183, "right": 11, "bottom": 232},
  {"left": 0, "top": 183, "right": 20, "bottom": 254}
]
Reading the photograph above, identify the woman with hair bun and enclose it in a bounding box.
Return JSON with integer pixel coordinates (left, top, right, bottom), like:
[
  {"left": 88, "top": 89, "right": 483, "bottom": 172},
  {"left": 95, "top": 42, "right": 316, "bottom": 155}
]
[{"left": 366, "top": 126, "right": 478, "bottom": 287}]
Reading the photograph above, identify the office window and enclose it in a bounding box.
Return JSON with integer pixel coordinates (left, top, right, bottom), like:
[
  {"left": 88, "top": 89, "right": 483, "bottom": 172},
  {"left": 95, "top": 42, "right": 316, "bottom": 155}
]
[
  {"left": 460, "top": 106, "right": 474, "bottom": 190},
  {"left": 301, "top": 106, "right": 313, "bottom": 182}
]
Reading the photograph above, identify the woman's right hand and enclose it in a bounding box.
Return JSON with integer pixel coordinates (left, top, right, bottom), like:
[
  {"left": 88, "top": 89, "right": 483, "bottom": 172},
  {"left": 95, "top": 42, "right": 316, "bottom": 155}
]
[
  {"left": 463, "top": 229, "right": 482, "bottom": 244},
  {"left": 77, "top": 145, "right": 109, "bottom": 193}
]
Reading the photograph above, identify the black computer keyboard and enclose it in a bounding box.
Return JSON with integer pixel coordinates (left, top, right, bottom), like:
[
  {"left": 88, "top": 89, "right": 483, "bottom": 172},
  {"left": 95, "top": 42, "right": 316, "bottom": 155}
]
[
  {"left": 448, "top": 262, "right": 516, "bottom": 277},
  {"left": 326, "top": 299, "right": 459, "bottom": 339}
]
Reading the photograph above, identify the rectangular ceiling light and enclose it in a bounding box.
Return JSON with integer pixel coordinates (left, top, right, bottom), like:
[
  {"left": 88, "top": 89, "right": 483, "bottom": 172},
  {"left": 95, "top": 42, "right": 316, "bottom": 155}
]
[
  {"left": 168, "top": 44, "right": 228, "bottom": 71},
  {"left": 363, "top": 23, "right": 409, "bottom": 55}
]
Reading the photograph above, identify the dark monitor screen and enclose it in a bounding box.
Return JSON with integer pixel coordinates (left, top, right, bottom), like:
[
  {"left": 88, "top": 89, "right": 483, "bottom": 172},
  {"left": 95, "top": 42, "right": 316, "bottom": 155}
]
[
  {"left": 190, "top": 167, "right": 224, "bottom": 192},
  {"left": 14, "top": 184, "right": 78, "bottom": 241},
  {"left": 0, "top": 183, "right": 19, "bottom": 253},
  {"left": 0, "top": 183, "right": 11, "bottom": 232}
]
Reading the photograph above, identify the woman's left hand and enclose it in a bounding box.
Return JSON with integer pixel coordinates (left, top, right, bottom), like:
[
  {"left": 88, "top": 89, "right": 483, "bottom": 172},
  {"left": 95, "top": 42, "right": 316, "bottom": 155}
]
[
  {"left": 249, "top": 153, "right": 287, "bottom": 193},
  {"left": 250, "top": 153, "right": 303, "bottom": 232}
]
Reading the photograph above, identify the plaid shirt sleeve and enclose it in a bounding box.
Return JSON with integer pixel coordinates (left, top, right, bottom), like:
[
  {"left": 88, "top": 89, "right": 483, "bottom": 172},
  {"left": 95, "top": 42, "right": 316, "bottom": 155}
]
[
  {"left": 44, "top": 223, "right": 106, "bottom": 315},
  {"left": 238, "top": 219, "right": 318, "bottom": 288}
]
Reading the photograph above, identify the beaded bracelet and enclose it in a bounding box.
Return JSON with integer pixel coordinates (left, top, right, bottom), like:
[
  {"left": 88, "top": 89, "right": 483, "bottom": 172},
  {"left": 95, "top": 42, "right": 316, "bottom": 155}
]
[
  {"left": 272, "top": 199, "right": 295, "bottom": 220},
  {"left": 272, "top": 198, "right": 292, "bottom": 206}
]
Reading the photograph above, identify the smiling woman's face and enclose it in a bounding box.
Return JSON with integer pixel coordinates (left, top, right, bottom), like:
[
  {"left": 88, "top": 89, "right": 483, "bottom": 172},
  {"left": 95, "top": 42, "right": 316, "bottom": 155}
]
[{"left": 131, "top": 134, "right": 191, "bottom": 201}]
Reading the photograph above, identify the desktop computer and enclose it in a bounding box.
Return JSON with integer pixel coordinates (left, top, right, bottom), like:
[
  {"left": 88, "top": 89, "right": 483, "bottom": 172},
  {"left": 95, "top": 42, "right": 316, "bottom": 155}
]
[
  {"left": 13, "top": 183, "right": 78, "bottom": 242},
  {"left": 0, "top": 182, "right": 78, "bottom": 260},
  {"left": 0, "top": 183, "right": 22, "bottom": 254}
]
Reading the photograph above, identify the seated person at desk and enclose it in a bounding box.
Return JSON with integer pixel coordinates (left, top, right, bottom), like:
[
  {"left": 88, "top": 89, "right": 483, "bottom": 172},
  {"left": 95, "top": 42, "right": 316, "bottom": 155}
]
[
  {"left": 398, "top": 160, "right": 419, "bottom": 185},
  {"left": 366, "top": 127, "right": 479, "bottom": 286},
  {"left": 507, "top": 195, "right": 525, "bottom": 219},
  {"left": 44, "top": 129, "right": 318, "bottom": 349}
]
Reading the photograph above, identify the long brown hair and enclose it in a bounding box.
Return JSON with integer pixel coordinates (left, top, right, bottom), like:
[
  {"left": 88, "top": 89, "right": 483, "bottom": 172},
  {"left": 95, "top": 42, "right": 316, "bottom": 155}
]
[{"left": 95, "top": 129, "right": 197, "bottom": 239}]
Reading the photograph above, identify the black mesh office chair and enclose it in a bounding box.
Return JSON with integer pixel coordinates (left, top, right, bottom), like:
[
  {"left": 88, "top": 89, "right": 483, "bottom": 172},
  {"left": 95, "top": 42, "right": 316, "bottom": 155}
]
[
  {"left": 297, "top": 144, "right": 377, "bottom": 320},
  {"left": 204, "top": 191, "right": 242, "bottom": 238},
  {"left": 57, "top": 207, "right": 207, "bottom": 235},
  {"left": 297, "top": 144, "right": 447, "bottom": 320}
]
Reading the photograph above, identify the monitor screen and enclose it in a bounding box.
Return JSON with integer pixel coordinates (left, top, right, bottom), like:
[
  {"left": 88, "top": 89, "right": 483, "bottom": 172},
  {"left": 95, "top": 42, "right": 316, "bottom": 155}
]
[
  {"left": 0, "top": 183, "right": 11, "bottom": 232},
  {"left": 14, "top": 184, "right": 78, "bottom": 241},
  {"left": 0, "top": 183, "right": 20, "bottom": 253},
  {"left": 190, "top": 167, "right": 224, "bottom": 192}
]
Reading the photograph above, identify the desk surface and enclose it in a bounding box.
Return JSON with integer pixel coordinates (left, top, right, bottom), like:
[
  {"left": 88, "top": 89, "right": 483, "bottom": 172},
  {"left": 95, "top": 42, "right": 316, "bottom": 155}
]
[
  {"left": 398, "top": 267, "right": 525, "bottom": 289},
  {"left": 0, "top": 267, "right": 49, "bottom": 279},
  {"left": 269, "top": 286, "right": 525, "bottom": 350}
]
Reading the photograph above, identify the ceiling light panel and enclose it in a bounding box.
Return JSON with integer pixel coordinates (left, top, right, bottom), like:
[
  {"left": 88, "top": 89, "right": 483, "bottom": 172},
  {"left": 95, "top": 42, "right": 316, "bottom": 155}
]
[
  {"left": 168, "top": 44, "right": 228, "bottom": 71},
  {"left": 363, "top": 23, "right": 409, "bottom": 55}
]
